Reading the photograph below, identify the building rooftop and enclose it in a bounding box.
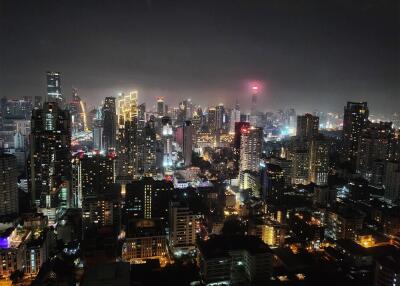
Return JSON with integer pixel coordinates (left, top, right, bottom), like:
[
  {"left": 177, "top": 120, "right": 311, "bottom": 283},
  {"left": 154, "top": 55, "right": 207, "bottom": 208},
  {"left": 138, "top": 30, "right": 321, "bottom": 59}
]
[{"left": 198, "top": 235, "right": 272, "bottom": 259}]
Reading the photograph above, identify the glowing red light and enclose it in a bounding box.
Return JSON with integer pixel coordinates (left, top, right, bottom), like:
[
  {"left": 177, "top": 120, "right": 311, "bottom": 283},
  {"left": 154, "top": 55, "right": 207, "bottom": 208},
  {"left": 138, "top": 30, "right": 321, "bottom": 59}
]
[
  {"left": 241, "top": 127, "right": 249, "bottom": 134},
  {"left": 252, "top": 86, "right": 259, "bottom": 91}
]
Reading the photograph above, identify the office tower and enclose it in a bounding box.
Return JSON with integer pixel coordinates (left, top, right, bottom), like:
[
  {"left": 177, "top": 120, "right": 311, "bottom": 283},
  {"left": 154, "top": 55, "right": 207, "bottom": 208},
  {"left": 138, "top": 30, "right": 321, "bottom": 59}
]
[
  {"left": 102, "top": 97, "right": 117, "bottom": 151},
  {"left": 309, "top": 137, "right": 329, "bottom": 185},
  {"left": 233, "top": 122, "right": 250, "bottom": 171},
  {"left": 198, "top": 235, "right": 273, "bottom": 285},
  {"left": 117, "top": 91, "right": 138, "bottom": 127},
  {"left": 291, "top": 149, "right": 309, "bottom": 185},
  {"left": 125, "top": 178, "right": 173, "bottom": 219},
  {"left": 0, "top": 153, "right": 18, "bottom": 216},
  {"left": 207, "top": 107, "right": 217, "bottom": 133},
  {"left": 216, "top": 103, "right": 225, "bottom": 131},
  {"left": 29, "top": 102, "right": 71, "bottom": 222},
  {"left": 239, "top": 127, "right": 262, "bottom": 173},
  {"left": 46, "top": 71, "right": 64, "bottom": 106},
  {"left": 229, "top": 100, "right": 240, "bottom": 133},
  {"left": 342, "top": 102, "right": 369, "bottom": 169},
  {"left": 357, "top": 122, "right": 394, "bottom": 185},
  {"left": 161, "top": 116, "right": 173, "bottom": 171},
  {"left": 384, "top": 161, "right": 400, "bottom": 203},
  {"left": 296, "top": 113, "right": 319, "bottom": 140},
  {"left": 157, "top": 97, "right": 165, "bottom": 117},
  {"left": 169, "top": 201, "right": 196, "bottom": 254},
  {"left": 260, "top": 163, "right": 284, "bottom": 200},
  {"left": 143, "top": 117, "right": 157, "bottom": 176},
  {"left": 183, "top": 121, "right": 194, "bottom": 167}
]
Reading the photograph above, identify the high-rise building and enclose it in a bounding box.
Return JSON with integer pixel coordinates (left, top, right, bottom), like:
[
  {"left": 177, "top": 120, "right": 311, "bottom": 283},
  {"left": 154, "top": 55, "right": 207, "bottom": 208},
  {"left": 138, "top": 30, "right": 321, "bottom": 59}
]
[
  {"left": 342, "top": 102, "right": 369, "bottom": 169},
  {"left": 0, "top": 153, "right": 18, "bottom": 216},
  {"left": 251, "top": 86, "right": 259, "bottom": 116},
  {"left": 102, "top": 97, "right": 117, "bottom": 151},
  {"left": 46, "top": 71, "right": 64, "bottom": 106},
  {"left": 291, "top": 148, "right": 309, "bottom": 185},
  {"left": 183, "top": 121, "right": 194, "bottom": 167},
  {"left": 233, "top": 122, "right": 250, "bottom": 172},
  {"left": 29, "top": 102, "right": 71, "bottom": 222},
  {"left": 229, "top": 100, "right": 240, "bottom": 133},
  {"left": 309, "top": 137, "right": 329, "bottom": 185},
  {"left": 296, "top": 113, "right": 319, "bottom": 140},
  {"left": 325, "top": 207, "right": 365, "bottom": 240},
  {"left": 239, "top": 127, "right": 262, "bottom": 173},
  {"left": 157, "top": 97, "right": 165, "bottom": 117},
  {"left": 357, "top": 122, "right": 394, "bottom": 185},
  {"left": 117, "top": 92, "right": 138, "bottom": 127},
  {"left": 216, "top": 103, "right": 225, "bottom": 131},
  {"left": 207, "top": 107, "right": 217, "bottom": 133},
  {"left": 161, "top": 116, "right": 173, "bottom": 171},
  {"left": 125, "top": 178, "right": 173, "bottom": 219},
  {"left": 260, "top": 163, "right": 284, "bottom": 200},
  {"left": 116, "top": 92, "right": 139, "bottom": 179},
  {"left": 169, "top": 201, "right": 196, "bottom": 254},
  {"left": 143, "top": 117, "right": 157, "bottom": 176},
  {"left": 72, "top": 152, "right": 115, "bottom": 207},
  {"left": 384, "top": 161, "right": 400, "bottom": 203}
]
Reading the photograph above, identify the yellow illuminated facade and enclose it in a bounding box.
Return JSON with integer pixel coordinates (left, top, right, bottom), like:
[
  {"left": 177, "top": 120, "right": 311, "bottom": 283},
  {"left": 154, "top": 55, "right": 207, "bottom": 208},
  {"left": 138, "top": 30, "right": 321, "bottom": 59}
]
[{"left": 118, "top": 91, "right": 138, "bottom": 127}]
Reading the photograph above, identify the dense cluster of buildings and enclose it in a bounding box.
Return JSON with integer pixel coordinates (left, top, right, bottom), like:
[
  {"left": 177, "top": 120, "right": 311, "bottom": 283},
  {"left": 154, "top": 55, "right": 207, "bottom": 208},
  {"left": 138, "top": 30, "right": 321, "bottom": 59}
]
[{"left": 0, "top": 71, "right": 399, "bottom": 285}]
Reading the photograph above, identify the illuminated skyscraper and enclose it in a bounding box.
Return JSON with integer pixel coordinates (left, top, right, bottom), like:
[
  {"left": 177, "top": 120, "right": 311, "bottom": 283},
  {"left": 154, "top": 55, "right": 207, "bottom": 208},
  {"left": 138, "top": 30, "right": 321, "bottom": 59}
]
[
  {"left": 142, "top": 117, "right": 157, "bottom": 177},
  {"left": 233, "top": 121, "right": 250, "bottom": 172},
  {"left": 240, "top": 127, "right": 262, "bottom": 173},
  {"left": 183, "top": 121, "right": 194, "bottom": 167},
  {"left": 251, "top": 86, "right": 258, "bottom": 116},
  {"left": 157, "top": 97, "right": 165, "bottom": 117},
  {"left": 216, "top": 103, "right": 225, "bottom": 131},
  {"left": 102, "top": 97, "right": 117, "bottom": 151},
  {"left": 357, "top": 122, "right": 394, "bottom": 185},
  {"left": 161, "top": 116, "right": 173, "bottom": 170},
  {"left": 309, "top": 137, "right": 329, "bottom": 185},
  {"left": 116, "top": 91, "right": 139, "bottom": 179},
  {"left": 29, "top": 102, "right": 71, "bottom": 223},
  {"left": 46, "top": 71, "right": 64, "bottom": 106},
  {"left": 72, "top": 152, "right": 115, "bottom": 207},
  {"left": 169, "top": 201, "right": 196, "bottom": 254},
  {"left": 230, "top": 100, "right": 241, "bottom": 133},
  {"left": 0, "top": 153, "right": 18, "bottom": 216},
  {"left": 125, "top": 178, "right": 173, "bottom": 219},
  {"left": 342, "top": 102, "right": 369, "bottom": 170},
  {"left": 117, "top": 91, "right": 138, "bottom": 127},
  {"left": 296, "top": 113, "right": 319, "bottom": 140},
  {"left": 207, "top": 107, "right": 216, "bottom": 133}
]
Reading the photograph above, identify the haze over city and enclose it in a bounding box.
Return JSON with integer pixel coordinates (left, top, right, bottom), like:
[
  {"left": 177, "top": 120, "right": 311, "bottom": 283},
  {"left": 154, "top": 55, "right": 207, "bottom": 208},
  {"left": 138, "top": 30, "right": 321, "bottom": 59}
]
[{"left": 1, "top": 0, "right": 399, "bottom": 113}]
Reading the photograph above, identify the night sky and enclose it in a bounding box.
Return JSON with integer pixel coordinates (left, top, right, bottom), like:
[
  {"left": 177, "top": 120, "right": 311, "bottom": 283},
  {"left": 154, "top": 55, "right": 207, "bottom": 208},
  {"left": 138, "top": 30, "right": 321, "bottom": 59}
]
[{"left": 1, "top": 0, "right": 399, "bottom": 114}]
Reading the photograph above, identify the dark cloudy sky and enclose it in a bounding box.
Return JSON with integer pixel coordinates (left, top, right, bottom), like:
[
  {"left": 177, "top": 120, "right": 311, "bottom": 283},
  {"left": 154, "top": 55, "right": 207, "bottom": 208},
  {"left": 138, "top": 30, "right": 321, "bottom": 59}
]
[{"left": 1, "top": 0, "right": 399, "bottom": 114}]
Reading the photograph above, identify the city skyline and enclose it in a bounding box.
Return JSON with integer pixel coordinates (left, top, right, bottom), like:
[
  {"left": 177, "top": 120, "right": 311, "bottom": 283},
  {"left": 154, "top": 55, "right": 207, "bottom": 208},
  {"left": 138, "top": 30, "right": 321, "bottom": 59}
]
[{"left": 1, "top": 0, "right": 399, "bottom": 114}]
